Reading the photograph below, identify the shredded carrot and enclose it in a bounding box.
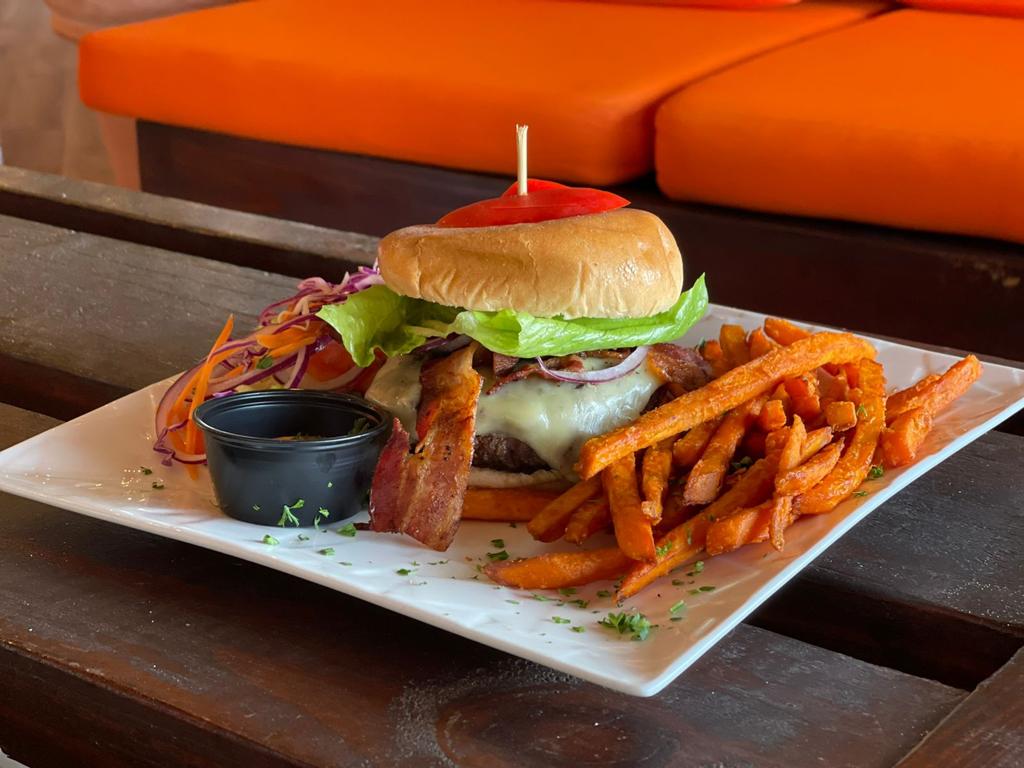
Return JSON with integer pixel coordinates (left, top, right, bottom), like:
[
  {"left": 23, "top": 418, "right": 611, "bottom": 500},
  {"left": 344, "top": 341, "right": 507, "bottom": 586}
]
[{"left": 183, "top": 315, "right": 235, "bottom": 455}]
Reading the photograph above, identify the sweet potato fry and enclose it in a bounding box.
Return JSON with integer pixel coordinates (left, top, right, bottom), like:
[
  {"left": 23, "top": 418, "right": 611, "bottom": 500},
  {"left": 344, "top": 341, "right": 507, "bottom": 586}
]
[
  {"left": 879, "top": 407, "right": 934, "bottom": 468},
  {"left": 564, "top": 497, "right": 612, "bottom": 544},
  {"left": 706, "top": 499, "right": 801, "bottom": 556},
  {"left": 796, "top": 358, "right": 885, "bottom": 515},
  {"left": 758, "top": 398, "right": 788, "bottom": 432},
  {"left": 765, "top": 426, "right": 790, "bottom": 455},
  {"left": 768, "top": 416, "right": 805, "bottom": 549},
  {"left": 817, "top": 368, "right": 850, "bottom": 407},
  {"left": 672, "top": 417, "right": 722, "bottom": 468},
  {"left": 701, "top": 339, "right": 729, "bottom": 378},
  {"left": 706, "top": 500, "right": 773, "bottom": 555},
  {"left": 886, "top": 355, "right": 982, "bottom": 423},
  {"left": 720, "top": 324, "right": 751, "bottom": 370},
  {"left": 800, "top": 426, "right": 834, "bottom": 462},
  {"left": 603, "top": 455, "right": 656, "bottom": 562},
  {"left": 748, "top": 328, "right": 776, "bottom": 359},
  {"left": 485, "top": 547, "right": 631, "bottom": 590},
  {"left": 654, "top": 487, "right": 698, "bottom": 537},
  {"left": 764, "top": 317, "right": 810, "bottom": 346},
  {"left": 824, "top": 400, "right": 857, "bottom": 432},
  {"left": 774, "top": 439, "right": 844, "bottom": 496},
  {"left": 684, "top": 396, "right": 765, "bottom": 504},
  {"left": 784, "top": 375, "right": 821, "bottom": 421},
  {"left": 526, "top": 476, "right": 602, "bottom": 542},
  {"left": 778, "top": 415, "right": 806, "bottom": 475},
  {"left": 462, "top": 487, "right": 562, "bottom": 522},
  {"left": 640, "top": 438, "right": 674, "bottom": 523},
  {"left": 577, "top": 332, "right": 875, "bottom": 480},
  {"left": 617, "top": 455, "right": 778, "bottom": 598}
]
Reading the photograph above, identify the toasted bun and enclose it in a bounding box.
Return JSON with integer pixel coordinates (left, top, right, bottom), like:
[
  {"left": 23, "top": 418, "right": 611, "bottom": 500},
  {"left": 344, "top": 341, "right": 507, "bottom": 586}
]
[{"left": 378, "top": 209, "right": 683, "bottom": 319}]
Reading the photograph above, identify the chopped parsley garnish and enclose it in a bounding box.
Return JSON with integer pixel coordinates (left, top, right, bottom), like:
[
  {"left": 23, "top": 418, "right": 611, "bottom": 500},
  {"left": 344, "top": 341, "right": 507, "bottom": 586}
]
[
  {"left": 558, "top": 587, "right": 578, "bottom": 596},
  {"left": 699, "top": 585, "right": 716, "bottom": 592},
  {"left": 730, "top": 456, "right": 754, "bottom": 472},
  {"left": 655, "top": 541, "right": 674, "bottom": 558},
  {"left": 670, "top": 616, "right": 684, "bottom": 622},
  {"left": 571, "top": 626, "right": 586, "bottom": 633},
  {"left": 853, "top": 490, "right": 869, "bottom": 498},
  {"left": 319, "top": 548, "right": 335, "bottom": 556},
  {"left": 551, "top": 616, "right": 571, "bottom": 624},
  {"left": 396, "top": 568, "right": 413, "bottom": 576},
  {"left": 505, "top": 599, "right": 520, "bottom": 605},
  {"left": 856, "top": 404, "right": 868, "bottom": 418},
  {"left": 151, "top": 481, "right": 164, "bottom": 490},
  {"left": 277, "top": 505, "right": 301, "bottom": 527},
  {"left": 347, "top": 417, "right": 369, "bottom": 436},
  {"left": 568, "top": 599, "right": 589, "bottom": 609},
  {"left": 672, "top": 579, "right": 686, "bottom": 586},
  {"left": 670, "top": 600, "right": 687, "bottom": 614},
  {"left": 689, "top": 589, "right": 701, "bottom": 595},
  {"left": 327, "top": 481, "right": 333, "bottom": 488},
  {"left": 318, "top": 507, "right": 330, "bottom": 518},
  {"left": 140, "top": 466, "right": 153, "bottom": 475},
  {"left": 252, "top": 504, "right": 261, "bottom": 511},
  {"left": 297, "top": 534, "right": 310, "bottom": 541},
  {"left": 686, "top": 529, "right": 693, "bottom": 546},
  {"left": 337, "top": 523, "right": 358, "bottom": 537},
  {"left": 530, "top": 594, "right": 551, "bottom": 601},
  {"left": 256, "top": 355, "right": 274, "bottom": 370},
  {"left": 868, "top": 465, "right": 885, "bottom": 480},
  {"left": 599, "top": 611, "right": 651, "bottom": 641},
  {"left": 339, "top": 561, "right": 352, "bottom": 566},
  {"left": 262, "top": 534, "right": 279, "bottom": 546},
  {"left": 487, "top": 550, "right": 510, "bottom": 562},
  {"left": 596, "top": 590, "right": 612, "bottom": 598},
  {"left": 490, "top": 538, "right": 506, "bottom": 549}
]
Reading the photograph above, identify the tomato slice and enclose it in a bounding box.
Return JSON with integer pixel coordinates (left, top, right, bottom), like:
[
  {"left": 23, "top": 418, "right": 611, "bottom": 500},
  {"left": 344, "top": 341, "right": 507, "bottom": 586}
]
[
  {"left": 499, "top": 179, "right": 568, "bottom": 197},
  {"left": 306, "top": 339, "right": 355, "bottom": 382},
  {"left": 438, "top": 180, "right": 629, "bottom": 228}
]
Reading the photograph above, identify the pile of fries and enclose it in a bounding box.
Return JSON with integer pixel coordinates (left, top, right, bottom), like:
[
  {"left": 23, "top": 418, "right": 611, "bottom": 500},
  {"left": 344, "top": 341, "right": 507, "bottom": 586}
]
[{"left": 481, "top": 318, "right": 981, "bottom": 600}]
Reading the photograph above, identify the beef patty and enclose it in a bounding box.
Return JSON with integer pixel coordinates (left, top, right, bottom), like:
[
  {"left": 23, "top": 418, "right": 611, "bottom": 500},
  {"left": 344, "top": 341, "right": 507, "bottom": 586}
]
[{"left": 473, "top": 434, "right": 550, "bottom": 473}]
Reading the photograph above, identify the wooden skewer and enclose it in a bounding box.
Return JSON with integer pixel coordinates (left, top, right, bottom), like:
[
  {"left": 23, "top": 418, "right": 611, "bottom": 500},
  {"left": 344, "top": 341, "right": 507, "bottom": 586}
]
[{"left": 516, "top": 124, "right": 528, "bottom": 196}]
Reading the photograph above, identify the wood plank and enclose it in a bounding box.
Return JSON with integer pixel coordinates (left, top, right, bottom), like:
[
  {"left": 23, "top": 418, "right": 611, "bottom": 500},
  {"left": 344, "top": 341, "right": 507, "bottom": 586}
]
[
  {"left": 0, "top": 165, "right": 376, "bottom": 280},
  {"left": 136, "top": 121, "right": 1024, "bottom": 362},
  {"left": 0, "top": 404, "right": 59, "bottom": 449},
  {"left": 896, "top": 649, "right": 1024, "bottom": 768},
  {"left": 0, "top": 212, "right": 294, "bottom": 405},
  {"left": 0, "top": 445, "right": 963, "bottom": 766}
]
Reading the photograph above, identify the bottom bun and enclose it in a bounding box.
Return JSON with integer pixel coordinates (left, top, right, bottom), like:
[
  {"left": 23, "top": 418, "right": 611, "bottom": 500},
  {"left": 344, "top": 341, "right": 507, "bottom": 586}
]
[{"left": 469, "top": 467, "right": 567, "bottom": 489}]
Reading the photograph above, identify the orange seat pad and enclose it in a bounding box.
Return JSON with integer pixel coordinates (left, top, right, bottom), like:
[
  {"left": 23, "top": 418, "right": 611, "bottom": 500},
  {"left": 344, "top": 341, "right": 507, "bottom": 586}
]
[
  {"left": 656, "top": 10, "right": 1024, "bottom": 243},
  {"left": 80, "top": 0, "right": 882, "bottom": 185}
]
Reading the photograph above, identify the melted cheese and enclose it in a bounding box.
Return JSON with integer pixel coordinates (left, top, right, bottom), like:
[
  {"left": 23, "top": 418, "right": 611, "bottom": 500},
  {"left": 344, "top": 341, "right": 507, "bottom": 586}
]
[{"left": 366, "top": 355, "right": 661, "bottom": 476}]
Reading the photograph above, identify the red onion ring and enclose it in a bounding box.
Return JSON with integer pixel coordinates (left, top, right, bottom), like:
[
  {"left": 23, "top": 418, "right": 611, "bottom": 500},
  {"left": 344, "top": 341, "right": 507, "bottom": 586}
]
[{"left": 535, "top": 346, "right": 649, "bottom": 384}]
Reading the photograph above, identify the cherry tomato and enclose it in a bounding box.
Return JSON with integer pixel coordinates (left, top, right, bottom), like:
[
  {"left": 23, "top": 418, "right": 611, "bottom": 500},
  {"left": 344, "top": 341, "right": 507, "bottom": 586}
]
[{"left": 437, "top": 179, "right": 629, "bottom": 228}]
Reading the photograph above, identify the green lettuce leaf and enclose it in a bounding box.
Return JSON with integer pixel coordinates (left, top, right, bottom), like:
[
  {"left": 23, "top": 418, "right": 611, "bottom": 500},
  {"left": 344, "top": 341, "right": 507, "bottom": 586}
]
[{"left": 317, "top": 275, "right": 708, "bottom": 366}]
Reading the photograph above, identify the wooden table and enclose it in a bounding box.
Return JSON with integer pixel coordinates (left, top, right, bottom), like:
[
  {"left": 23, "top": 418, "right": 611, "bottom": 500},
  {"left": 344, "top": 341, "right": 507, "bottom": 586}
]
[{"left": 1, "top": 167, "right": 1021, "bottom": 768}]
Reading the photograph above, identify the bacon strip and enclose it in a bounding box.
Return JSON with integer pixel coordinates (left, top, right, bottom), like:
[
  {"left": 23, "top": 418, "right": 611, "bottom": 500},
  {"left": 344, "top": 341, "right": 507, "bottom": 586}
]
[
  {"left": 486, "top": 354, "right": 585, "bottom": 394},
  {"left": 647, "top": 343, "right": 712, "bottom": 394},
  {"left": 369, "top": 344, "right": 482, "bottom": 550}
]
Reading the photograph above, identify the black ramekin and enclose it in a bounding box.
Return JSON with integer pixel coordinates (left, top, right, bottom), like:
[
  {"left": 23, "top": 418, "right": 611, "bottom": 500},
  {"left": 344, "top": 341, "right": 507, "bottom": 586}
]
[{"left": 193, "top": 390, "right": 390, "bottom": 527}]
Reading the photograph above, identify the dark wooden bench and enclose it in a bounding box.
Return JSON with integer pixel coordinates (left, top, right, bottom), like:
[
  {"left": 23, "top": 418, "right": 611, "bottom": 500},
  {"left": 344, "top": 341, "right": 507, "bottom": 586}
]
[{"left": 1, "top": 167, "right": 1021, "bottom": 767}]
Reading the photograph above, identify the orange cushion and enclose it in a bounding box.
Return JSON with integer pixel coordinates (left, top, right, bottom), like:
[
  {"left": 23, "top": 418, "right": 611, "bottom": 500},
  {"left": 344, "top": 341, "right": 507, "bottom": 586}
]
[
  {"left": 656, "top": 10, "right": 1024, "bottom": 243},
  {"left": 80, "top": 0, "right": 882, "bottom": 185},
  {"left": 902, "top": 1, "right": 1024, "bottom": 16}
]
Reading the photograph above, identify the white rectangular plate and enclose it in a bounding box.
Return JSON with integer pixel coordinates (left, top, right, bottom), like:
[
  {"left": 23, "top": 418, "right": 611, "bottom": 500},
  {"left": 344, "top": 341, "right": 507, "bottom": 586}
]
[{"left": 2, "top": 305, "right": 1022, "bottom": 696}]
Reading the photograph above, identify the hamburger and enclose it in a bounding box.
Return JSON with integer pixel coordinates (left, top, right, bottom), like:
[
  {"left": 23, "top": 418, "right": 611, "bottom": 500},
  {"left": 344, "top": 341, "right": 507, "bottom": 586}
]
[{"left": 317, "top": 180, "right": 709, "bottom": 549}]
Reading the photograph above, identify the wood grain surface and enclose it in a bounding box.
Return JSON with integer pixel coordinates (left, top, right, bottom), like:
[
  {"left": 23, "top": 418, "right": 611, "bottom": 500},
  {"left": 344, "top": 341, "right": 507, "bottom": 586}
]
[
  {"left": 0, "top": 404, "right": 965, "bottom": 767},
  {"left": 896, "top": 649, "right": 1024, "bottom": 768},
  {"left": 0, "top": 166, "right": 376, "bottom": 280}
]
